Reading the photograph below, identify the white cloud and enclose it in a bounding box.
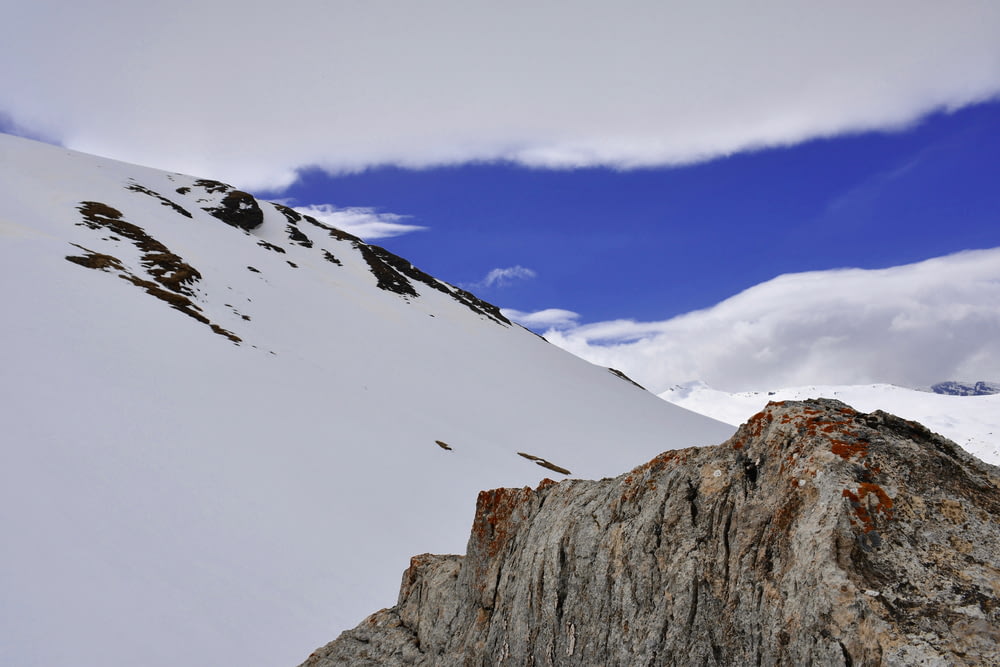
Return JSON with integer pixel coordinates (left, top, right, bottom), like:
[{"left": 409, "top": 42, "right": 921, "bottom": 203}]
[
  {"left": 292, "top": 204, "right": 425, "bottom": 240},
  {"left": 475, "top": 266, "right": 537, "bottom": 289},
  {"left": 503, "top": 308, "right": 580, "bottom": 330},
  {"left": 1, "top": 3, "right": 999, "bottom": 188},
  {"left": 538, "top": 248, "right": 1000, "bottom": 394}
]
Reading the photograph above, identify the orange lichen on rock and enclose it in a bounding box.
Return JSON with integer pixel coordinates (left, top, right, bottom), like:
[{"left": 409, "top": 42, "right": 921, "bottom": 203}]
[
  {"left": 842, "top": 483, "right": 894, "bottom": 532},
  {"left": 619, "top": 449, "right": 695, "bottom": 504},
  {"left": 857, "top": 483, "right": 894, "bottom": 515},
  {"left": 536, "top": 478, "right": 558, "bottom": 491},
  {"left": 632, "top": 449, "right": 688, "bottom": 476},
  {"left": 620, "top": 471, "right": 659, "bottom": 505},
  {"left": 471, "top": 487, "right": 535, "bottom": 558},
  {"left": 831, "top": 438, "right": 869, "bottom": 460},
  {"left": 400, "top": 555, "right": 430, "bottom": 597},
  {"left": 744, "top": 410, "right": 775, "bottom": 439},
  {"left": 775, "top": 409, "right": 868, "bottom": 461}
]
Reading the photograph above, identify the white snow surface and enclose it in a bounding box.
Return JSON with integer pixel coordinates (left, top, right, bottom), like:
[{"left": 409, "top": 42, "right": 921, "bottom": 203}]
[
  {"left": 0, "top": 133, "right": 734, "bottom": 667},
  {"left": 661, "top": 381, "right": 999, "bottom": 465}
]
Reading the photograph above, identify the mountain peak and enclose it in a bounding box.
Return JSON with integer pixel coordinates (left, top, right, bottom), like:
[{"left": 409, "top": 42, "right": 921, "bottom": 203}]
[{"left": 304, "top": 399, "right": 1000, "bottom": 666}]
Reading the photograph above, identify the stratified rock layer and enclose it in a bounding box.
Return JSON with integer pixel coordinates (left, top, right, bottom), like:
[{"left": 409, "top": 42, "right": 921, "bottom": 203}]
[{"left": 303, "top": 399, "right": 1000, "bottom": 666}]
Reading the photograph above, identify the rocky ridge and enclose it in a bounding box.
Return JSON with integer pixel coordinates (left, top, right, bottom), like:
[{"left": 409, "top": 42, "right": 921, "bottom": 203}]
[{"left": 303, "top": 399, "right": 1000, "bottom": 666}]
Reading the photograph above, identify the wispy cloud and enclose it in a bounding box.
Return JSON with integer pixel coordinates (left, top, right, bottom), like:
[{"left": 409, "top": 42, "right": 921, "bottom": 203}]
[
  {"left": 292, "top": 204, "right": 425, "bottom": 240},
  {"left": 532, "top": 249, "right": 1000, "bottom": 394},
  {"left": 484, "top": 266, "right": 536, "bottom": 288},
  {"left": 503, "top": 308, "right": 580, "bottom": 330},
  {"left": 469, "top": 266, "right": 537, "bottom": 289},
  {"left": 823, "top": 153, "right": 927, "bottom": 218},
  {"left": 3, "top": 3, "right": 1000, "bottom": 188}
]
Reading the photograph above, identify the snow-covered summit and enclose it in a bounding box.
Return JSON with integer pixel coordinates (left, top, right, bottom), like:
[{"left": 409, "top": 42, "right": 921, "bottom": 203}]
[{"left": 0, "top": 133, "right": 734, "bottom": 667}]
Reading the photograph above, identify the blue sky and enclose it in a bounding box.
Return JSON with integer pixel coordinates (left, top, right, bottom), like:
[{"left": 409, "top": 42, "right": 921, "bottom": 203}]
[{"left": 261, "top": 101, "right": 1000, "bottom": 325}]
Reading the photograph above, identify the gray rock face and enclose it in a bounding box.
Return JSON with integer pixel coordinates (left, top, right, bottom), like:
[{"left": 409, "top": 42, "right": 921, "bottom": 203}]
[{"left": 302, "top": 399, "right": 1000, "bottom": 666}]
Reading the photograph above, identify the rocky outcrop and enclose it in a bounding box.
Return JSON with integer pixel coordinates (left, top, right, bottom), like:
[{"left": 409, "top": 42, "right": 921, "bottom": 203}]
[
  {"left": 204, "top": 189, "right": 264, "bottom": 231},
  {"left": 302, "top": 399, "right": 1000, "bottom": 666}
]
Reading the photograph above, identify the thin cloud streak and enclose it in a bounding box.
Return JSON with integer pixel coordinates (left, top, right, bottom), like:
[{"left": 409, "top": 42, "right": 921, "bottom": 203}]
[
  {"left": 2, "top": 3, "right": 999, "bottom": 188},
  {"left": 477, "top": 266, "right": 537, "bottom": 289},
  {"left": 292, "top": 204, "right": 425, "bottom": 240},
  {"left": 504, "top": 308, "right": 580, "bottom": 330},
  {"left": 530, "top": 248, "right": 1000, "bottom": 393}
]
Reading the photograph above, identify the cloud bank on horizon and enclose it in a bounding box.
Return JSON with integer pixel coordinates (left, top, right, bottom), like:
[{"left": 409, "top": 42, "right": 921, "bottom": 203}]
[
  {"left": 514, "top": 248, "right": 1000, "bottom": 393},
  {"left": 2, "top": 2, "right": 1000, "bottom": 189}
]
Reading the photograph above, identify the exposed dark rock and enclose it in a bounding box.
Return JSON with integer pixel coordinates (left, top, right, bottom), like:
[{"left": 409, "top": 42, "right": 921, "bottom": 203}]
[
  {"left": 302, "top": 213, "right": 422, "bottom": 294},
  {"left": 271, "top": 204, "right": 315, "bottom": 248},
  {"left": 302, "top": 399, "right": 1000, "bottom": 666},
  {"left": 321, "top": 249, "right": 342, "bottom": 266},
  {"left": 69, "top": 202, "right": 240, "bottom": 344},
  {"left": 442, "top": 285, "right": 511, "bottom": 326},
  {"left": 364, "top": 244, "right": 510, "bottom": 325},
  {"left": 301, "top": 213, "right": 363, "bottom": 244},
  {"left": 204, "top": 190, "right": 264, "bottom": 231},
  {"left": 607, "top": 367, "right": 647, "bottom": 391},
  {"left": 75, "top": 202, "right": 202, "bottom": 297},
  {"left": 286, "top": 224, "right": 314, "bottom": 248},
  {"left": 297, "top": 211, "right": 509, "bottom": 324},
  {"left": 357, "top": 243, "right": 419, "bottom": 297},
  {"left": 517, "top": 452, "right": 572, "bottom": 475},
  {"left": 257, "top": 240, "right": 286, "bottom": 254},
  {"left": 273, "top": 203, "right": 303, "bottom": 224},
  {"left": 65, "top": 244, "right": 125, "bottom": 272},
  {"left": 126, "top": 181, "right": 192, "bottom": 218},
  {"left": 191, "top": 178, "right": 232, "bottom": 194}
]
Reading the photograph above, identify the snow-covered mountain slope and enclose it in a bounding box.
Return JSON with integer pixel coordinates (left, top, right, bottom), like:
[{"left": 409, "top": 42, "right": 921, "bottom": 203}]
[
  {"left": 0, "top": 133, "right": 734, "bottom": 667},
  {"left": 661, "top": 381, "right": 999, "bottom": 465}
]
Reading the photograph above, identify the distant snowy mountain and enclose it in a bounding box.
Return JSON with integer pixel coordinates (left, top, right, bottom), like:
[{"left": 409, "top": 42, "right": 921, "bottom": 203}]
[
  {"left": 661, "top": 381, "right": 999, "bottom": 465},
  {"left": 930, "top": 380, "right": 1000, "bottom": 396},
  {"left": 0, "top": 133, "right": 734, "bottom": 667}
]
